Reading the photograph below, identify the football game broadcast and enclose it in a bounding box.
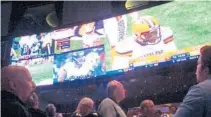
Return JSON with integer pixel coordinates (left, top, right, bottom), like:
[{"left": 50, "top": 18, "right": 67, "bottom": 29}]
[
  {"left": 10, "top": 33, "right": 54, "bottom": 61},
  {"left": 103, "top": 1, "right": 211, "bottom": 71},
  {"left": 53, "top": 46, "right": 106, "bottom": 82},
  {"left": 10, "top": 56, "right": 54, "bottom": 86},
  {"left": 52, "top": 20, "right": 106, "bottom": 54},
  {"left": 10, "top": 20, "right": 106, "bottom": 61},
  {"left": 9, "top": 1, "right": 211, "bottom": 86}
]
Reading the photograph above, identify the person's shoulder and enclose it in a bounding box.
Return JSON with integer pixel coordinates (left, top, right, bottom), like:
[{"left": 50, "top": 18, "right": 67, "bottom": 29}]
[
  {"left": 36, "top": 109, "right": 46, "bottom": 114},
  {"left": 195, "top": 79, "right": 211, "bottom": 94},
  {"left": 33, "top": 108, "right": 47, "bottom": 115},
  {"left": 2, "top": 101, "right": 30, "bottom": 117},
  {"left": 98, "top": 98, "right": 118, "bottom": 112},
  {"left": 175, "top": 80, "right": 211, "bottom": 117},
  {"left": 197, "top": 79, "right": 211, "bottom": 99},
  {"left": 29, "top": 108, "right": 47, "bottom": 117},
  {"left": 100, "top": 98, "right": 115, "bottom": 106},
  {"left": 2, "top": 99, "right": 26, "bottom": 110},
  {"left": 197, "top": 79, "right": 211, "bottom": 88},
  {"left": 71, "top": 112, "right": 81, "bottom": 117}
]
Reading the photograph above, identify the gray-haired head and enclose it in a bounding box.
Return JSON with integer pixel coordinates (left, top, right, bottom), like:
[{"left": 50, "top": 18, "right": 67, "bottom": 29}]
[
  {"left": 46, "top": 104, "right": 56, "bottom": 117},
  {"left": 76, "top": 97, "right": 94, "bottom": 116},
  {"left": 106, "top": 80, "right": 126, "bottom": 103}
]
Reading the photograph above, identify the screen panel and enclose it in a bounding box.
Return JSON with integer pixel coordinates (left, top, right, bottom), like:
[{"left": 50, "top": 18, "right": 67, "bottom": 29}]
[
  {"left": 10, "top": 19, "right": 107, "bottom": 86},
  {"left": 10, "top": 20, "right": 106, "bottom": 61},
  {"left": 51, "top": 20, "right": 105, "bottom": 54},
  {"left": 103, "top": 1, "right": 211, "bottom": 70},
  {"left": 10, "top": 34, "right": 53, "bottom": 61},
  {"left": 53, "top": 46, "right": 106, "bottom": 82},
  {"left": 10, "top": 1, "right": 211, "bottom": 86},
  {"left": 11, "top": 56, "right": 54, "bottom": 86}
]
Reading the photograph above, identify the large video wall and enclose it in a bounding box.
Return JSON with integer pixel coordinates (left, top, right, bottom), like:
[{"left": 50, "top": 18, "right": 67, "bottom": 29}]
[{"left": 10, "top": 1, "right": 211, "bottom": 86}]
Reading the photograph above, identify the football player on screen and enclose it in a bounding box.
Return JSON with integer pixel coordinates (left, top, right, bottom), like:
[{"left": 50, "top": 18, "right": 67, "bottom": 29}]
[
  {"left": 40, "top": 33, "right": 53, "bottom": 55},
  {"left": 57, "top": 56, "right": 77, "bottom": 82},
  {"left": 103, "top": 15, "right": 127, "bottom": 47},
  {"left": 129, "top": 16, "right": 177, "bottom": 61},
  {"left": 19, "top": 36, "right": 31, "bottom": 56},
  {"left": 19, "top": 35, "right": 40, "bottom": 57},
  {"left": 10, "top": 48, "right": 18, "bottom": 60},
  {"left": 30, "top": 35, "right": 41, "bottom": 56},
  {"left": 79, "top": 52, "right": 100, "bottom": 77},
  {"left": 106, "top": 15, "right": 177, "bottom": 69},
  {"left": 79, "top": 22, "right": 104, "bottom": 48},
  {"left": 103, "top": 15, "right": 129, "bottom": 70},
  {"left": 57, "top": 50, "right": 104, "bottom": 82}
]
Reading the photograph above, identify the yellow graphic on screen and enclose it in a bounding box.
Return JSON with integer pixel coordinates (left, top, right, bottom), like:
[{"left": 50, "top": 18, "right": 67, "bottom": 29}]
[{"left": 107, "top": 15, "right": 176, "bottom": 69}]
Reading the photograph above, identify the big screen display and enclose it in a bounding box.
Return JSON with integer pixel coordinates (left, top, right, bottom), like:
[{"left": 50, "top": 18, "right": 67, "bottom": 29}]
[{"left": 10, "top": 1, "right": 211, "bottom": 86}]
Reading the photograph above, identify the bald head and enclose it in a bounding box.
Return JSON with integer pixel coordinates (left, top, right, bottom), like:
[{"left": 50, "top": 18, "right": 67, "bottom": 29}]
[
  {"left": 76, "top": 97, "right": 94, "bottom": 116},
  {"left": 1, "top": 66, "right": 36, "bottom": 103},
  {"left": 107, "top": 80, "right": 126, "bottom": 103},
  {"left": 2, "top": 66, "right": 27, "bottom": 89}
]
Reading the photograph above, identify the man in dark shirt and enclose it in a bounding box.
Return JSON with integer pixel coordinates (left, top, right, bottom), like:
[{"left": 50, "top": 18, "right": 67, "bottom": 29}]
[
  {"left": 174, "top": 45, "right": 211, "bottom": 117},
  {"left": 2, "top": 66, "right": 36, "bottom": 117},
  {"left": 26, "top": 92, "right": 47, "bottom": 117}
]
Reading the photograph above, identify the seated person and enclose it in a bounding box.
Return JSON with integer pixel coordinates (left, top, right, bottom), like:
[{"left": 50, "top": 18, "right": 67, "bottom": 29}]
[
  {"left": 169, "top": 105, "right": 177, "bottom": 117},
  {"left": 1, "top": 66, "right": 36, "bottom": 117},
  {"left": 174, "top": 45, "right": 211, "bottom": 117},
  {"left": 46, "top": 104, "right": 57, "bottom": 117},
  {"left": 140, "top": 100, "right": 156, "bottom": 117},
  {"left": 155, "top": 110, "right": 162, "bottom": 117},
  {"left": 71, "top": 97, "right": 99, "bottom": 117}
]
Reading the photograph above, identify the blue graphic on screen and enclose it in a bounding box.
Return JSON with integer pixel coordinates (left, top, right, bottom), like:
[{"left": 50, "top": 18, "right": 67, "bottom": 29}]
[{"left": 53, "top": 46, "right": 106, "bottom": 82}]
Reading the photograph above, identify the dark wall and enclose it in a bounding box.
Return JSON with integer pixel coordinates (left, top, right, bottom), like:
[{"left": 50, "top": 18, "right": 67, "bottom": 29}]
[{"left": 37, "top": 59, "right": 197, "bottom": 113}]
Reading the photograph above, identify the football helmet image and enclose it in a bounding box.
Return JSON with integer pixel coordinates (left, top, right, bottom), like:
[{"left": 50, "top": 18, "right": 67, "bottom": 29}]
[
  {"left": 78, "top": 22, "right": 96, "bottom": 36},
  {"left": 108, "top": 15, "right": 176, "bottom": 70},
  {"left": 132, "top": 16, "right": 162, "bottom": 46},
  {"left": 85, "top": 22, "right": 96, "bottom": 34}
]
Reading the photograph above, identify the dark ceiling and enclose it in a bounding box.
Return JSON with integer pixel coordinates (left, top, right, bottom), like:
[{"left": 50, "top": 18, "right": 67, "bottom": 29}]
[
  {"left": 2, "top": 1, "right": 55, "bottom": 8},
  {"left": 1, "top": 1, "right": 62, "bottom": 38},
  {"left": 2, "top": 1, "right": 169, "bottom": 39}
]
